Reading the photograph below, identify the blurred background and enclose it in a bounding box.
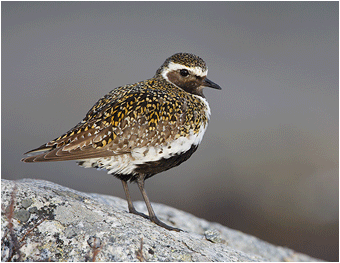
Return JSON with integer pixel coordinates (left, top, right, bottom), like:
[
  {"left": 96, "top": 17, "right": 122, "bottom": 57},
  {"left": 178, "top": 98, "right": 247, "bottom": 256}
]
[{"left": 2, "top": 2, "right": 338, "bottom": 261}]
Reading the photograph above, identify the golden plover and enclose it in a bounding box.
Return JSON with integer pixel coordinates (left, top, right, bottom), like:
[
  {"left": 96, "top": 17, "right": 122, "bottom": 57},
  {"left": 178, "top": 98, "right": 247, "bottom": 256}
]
[{"left": 22, "top": 53, "right": 221, "bottom": 231}]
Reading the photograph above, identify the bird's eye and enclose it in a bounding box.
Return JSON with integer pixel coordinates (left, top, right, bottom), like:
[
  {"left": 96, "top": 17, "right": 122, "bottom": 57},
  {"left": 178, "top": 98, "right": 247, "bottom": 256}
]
[{"left": 180, "top": 69, "right": 189, "bottom": 77}]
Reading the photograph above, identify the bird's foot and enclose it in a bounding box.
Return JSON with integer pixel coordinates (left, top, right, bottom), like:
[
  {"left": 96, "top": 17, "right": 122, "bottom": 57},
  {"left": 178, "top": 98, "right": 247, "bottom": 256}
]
[
  {"left": 149, "top": 215, "right": 182, "bottom": 232},
  {"left": 129, "top": 207, "right": 181, "bottom": 231},
  {"left": 128, "top": 207, "right": 150, "bottom": 220}
]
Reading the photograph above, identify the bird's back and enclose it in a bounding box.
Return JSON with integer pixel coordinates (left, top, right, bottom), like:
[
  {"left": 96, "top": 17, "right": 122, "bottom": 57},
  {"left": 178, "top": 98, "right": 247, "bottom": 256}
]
[{"left": 22, "top": 76, "right": 211, "bottom": 181}]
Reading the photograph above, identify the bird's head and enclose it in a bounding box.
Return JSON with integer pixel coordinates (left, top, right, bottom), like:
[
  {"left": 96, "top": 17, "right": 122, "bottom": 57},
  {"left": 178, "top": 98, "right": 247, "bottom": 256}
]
[{"left": 156, "top": 53, "right": 221, "bottom": 97}]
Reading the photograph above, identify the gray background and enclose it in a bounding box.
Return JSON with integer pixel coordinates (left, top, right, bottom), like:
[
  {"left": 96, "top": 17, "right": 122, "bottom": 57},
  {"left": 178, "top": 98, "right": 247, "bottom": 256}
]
[{"left": 2, "top": 2, "right": 338, "bottom": 261}]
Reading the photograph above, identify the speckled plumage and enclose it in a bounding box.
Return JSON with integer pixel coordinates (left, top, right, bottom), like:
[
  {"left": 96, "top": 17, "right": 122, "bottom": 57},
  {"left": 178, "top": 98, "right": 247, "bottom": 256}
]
[{"left": 22, "top": 53, "right": 221, "bottom": 231}]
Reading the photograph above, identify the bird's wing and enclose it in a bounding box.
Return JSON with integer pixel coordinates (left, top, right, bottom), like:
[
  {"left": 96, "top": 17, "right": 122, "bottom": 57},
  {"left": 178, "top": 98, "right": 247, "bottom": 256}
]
[{"left": 22, "top": 84, "right": 187, "bottom": 163}]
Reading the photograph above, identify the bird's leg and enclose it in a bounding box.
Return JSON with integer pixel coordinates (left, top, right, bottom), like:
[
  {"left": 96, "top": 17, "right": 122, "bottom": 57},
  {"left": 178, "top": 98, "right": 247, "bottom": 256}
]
[
  {"left": 121, "top": 180, "right": 149, "bottom": 219},
  {"left": 137, "top": 176, "right": 181, "bottom": 232}
]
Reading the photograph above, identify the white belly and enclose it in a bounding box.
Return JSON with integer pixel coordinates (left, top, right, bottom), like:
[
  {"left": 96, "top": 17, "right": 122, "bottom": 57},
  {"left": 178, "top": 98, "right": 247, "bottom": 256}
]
[
  {"left": 78, "top": 122, "right": 208, "bottom": 176},
  {"left": 79, "top": 95, "right": 211, "bottom": 177}
]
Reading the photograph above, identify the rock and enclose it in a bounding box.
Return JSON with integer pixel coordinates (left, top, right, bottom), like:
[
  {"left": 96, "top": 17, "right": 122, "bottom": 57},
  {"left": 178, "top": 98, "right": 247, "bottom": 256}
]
[
  {"left": 204, "top": 229, "right": 226, "bottom": 244},
  {"left": 1, "top": 179, "right": 321, "bottom": 262}
]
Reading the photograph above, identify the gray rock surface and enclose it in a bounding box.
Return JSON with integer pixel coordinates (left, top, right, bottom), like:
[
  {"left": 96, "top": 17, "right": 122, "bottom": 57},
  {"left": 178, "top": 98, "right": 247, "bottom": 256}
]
[{"left": 1, "top": 179, "right": 320, "bottom": 262}]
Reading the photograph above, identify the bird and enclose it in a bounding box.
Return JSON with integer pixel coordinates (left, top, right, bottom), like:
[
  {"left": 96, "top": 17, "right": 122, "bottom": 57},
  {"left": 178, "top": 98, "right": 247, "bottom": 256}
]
[{"left": 22, "top": 53, "right": 221, "bottom": 231}]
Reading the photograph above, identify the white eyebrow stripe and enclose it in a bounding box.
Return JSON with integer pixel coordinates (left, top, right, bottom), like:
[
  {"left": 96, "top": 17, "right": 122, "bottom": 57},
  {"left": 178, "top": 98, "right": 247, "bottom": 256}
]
[{"left": 165, "top": 62, "right": 208, "bottom": 77}]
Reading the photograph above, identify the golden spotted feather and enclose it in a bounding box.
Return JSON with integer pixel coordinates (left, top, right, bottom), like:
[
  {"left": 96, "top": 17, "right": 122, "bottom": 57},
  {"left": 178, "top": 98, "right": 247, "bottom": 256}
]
[{"left": 21, "top": 77, "right": 210, "bottom": 163}]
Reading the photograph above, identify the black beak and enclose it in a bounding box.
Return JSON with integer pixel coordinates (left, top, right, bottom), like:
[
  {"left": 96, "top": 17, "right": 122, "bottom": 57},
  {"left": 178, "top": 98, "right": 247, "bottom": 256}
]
[{"left": 203, "top": 78, "right": 222, "bottom": 90}]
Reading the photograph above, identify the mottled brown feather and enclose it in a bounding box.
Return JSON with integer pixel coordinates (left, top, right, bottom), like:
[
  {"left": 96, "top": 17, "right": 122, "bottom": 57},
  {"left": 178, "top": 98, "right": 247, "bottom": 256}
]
[
  {"left": 21, "top": 81, "right": 203, "bottom": 163},
  {"left": 22, "top": 53, "right": 216, "bottom": 166}
]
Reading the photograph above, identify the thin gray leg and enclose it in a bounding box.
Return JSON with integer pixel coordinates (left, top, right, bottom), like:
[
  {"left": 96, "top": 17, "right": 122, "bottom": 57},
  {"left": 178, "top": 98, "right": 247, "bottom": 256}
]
[
  {"left": 121, "top": 180, "right": 149, "bottom": 219},
  {"left": 137, "top": 177, "right": 181, "bottom": 231}
]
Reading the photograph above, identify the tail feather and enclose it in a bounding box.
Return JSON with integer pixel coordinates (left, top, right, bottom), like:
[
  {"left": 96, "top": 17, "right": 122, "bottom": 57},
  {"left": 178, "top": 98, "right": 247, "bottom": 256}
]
[
  {"left": 21, "top": 143, "right": 117, "bottom": 163},
  {"left": 24, "top": 144, "right": 53, "bottom": 155}
]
